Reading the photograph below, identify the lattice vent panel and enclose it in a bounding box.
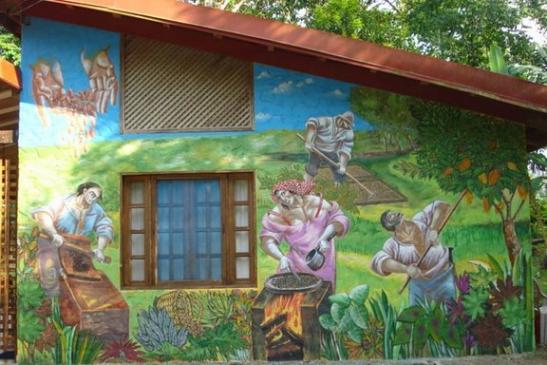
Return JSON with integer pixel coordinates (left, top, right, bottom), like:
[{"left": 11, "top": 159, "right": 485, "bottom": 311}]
[
  {"left": 0, "top": 149, "right": 17, "bottom": 356},
  {"left": 123, "top": 36, "right": 254, "bottom": 132}
]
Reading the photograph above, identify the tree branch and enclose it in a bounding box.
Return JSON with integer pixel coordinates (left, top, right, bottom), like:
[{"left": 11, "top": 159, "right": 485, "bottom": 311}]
[
  {"left": 381, "top": 0, "right": 401, "bottom": 13},
  {"left": 494, "top": 201, "right": 505, "bottom": 220},
  {"left": 512, "top": 198, "right": 526, "bottom": 221}
]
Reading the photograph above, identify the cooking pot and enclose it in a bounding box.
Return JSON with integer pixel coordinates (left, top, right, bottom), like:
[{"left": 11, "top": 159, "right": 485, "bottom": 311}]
[{"left": 305, "top": 245, "right": 325, "bottom": 271}]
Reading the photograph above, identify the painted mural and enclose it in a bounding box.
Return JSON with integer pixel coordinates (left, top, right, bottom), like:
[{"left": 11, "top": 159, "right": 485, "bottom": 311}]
[{"left": 16, "top": 17, "right": 534, "bottom": 364}]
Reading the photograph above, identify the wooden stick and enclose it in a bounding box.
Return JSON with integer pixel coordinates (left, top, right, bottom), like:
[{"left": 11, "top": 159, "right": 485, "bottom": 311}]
[
  {"left": 296, "top": 133, "right": 374, "bottom": 196},
  {"left": 398, "top": 189, "right": 467, "bottom": 294}
]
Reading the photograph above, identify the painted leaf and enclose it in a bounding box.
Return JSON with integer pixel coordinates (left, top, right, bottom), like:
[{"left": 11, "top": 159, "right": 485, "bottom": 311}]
[
  {"left": 329, "top": 293, "right": 351, "bottom": 307},
  {"left": 497, "top": 296, "right": 526, "bottom": 328},
  {"left": 462, "top": 288, "right": 489, "bottom": 320},
  {"left": 412, "top": 319, "right": 429, "bottom": 350},
  {"left": 349, "top": 284, "right": 369, "bottom": 304},
  {"left": 392, "top": 322, "right": 412, "bottom": 345},
  {"left": 442, "top": 322, "right": 464, "bottom": 349},
  {"left": 319, "top": 313, "right": 337, "bottom": 331},
  {"left": 486, "top": 254, "right": 506, "bottom": 280},
  {"left": 338, "top": 310, "right": 353, "bottom": 333},
  {"left": 346, "top": 322, "right": 363, "bottom": 344},
  {"left": 331, "top": 302, "right": 345, "bottom": 324},
  {"left": 397, "top": 305, "right": 425, "bottom": 323},
  {"left": 429, "top": 306, "right": 445, "bottom": 342},
  {"left": 349, "top": 302, "right": 368, "bottom": 329},
  {"left": 17, "top": 310, "right": 45, "bottom": 343}
]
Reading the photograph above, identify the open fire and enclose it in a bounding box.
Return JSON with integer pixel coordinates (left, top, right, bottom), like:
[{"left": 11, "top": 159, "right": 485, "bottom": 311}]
[{"left": 252, "top": 278, "right": 331, "bottom": 361}]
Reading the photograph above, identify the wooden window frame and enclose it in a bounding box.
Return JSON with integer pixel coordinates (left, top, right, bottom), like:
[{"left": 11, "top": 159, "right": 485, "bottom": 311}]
[{"left": 121, "top": 171, "right": 257, "bottom": 289}]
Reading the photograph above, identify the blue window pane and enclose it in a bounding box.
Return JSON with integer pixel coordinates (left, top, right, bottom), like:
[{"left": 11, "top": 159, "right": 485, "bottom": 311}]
[
  {"left": 211, "top": 258, "right": 221, "bottom": 280},
  {"left": 172, "top": 182, "right": 185, "bottom": 204},
  {"left": 211, "top": 231, "right": 221, "bottom": 254},
  {"left": 196, "top": 232, "right": 208, "bottom": 254},
  {"left": 210, "top": 206, "right": 221, "bottom": 228},
  {"left": 157, "top": 207, "right": 170, "bottom": 231},
  {"left": 158, "top": 258, "right": 170, "bottom": 281},
  {"left": 158, "top": 233, "right": 170, "bottom": 256},
  {"left": 157, "top": 181, "right": 171, "bottom": 205},
  {"left": 195, "top": 181, "right": 208, "bottom": 202},
  {"left": 197, "top": 258, "right": 209, "bottom": 280},
  {"left": 171, "top": 207, "right": 184, "bottom": 230},
  {"left": 173, "top": 259, "right": 184, "bottom": 280},
  {"left": 208, "top": 182, "right": 220, "bottom": 203},
  {"left": 172, "top": 233, "right": 184, "bottom": 255},
  {"left": 196, "top": 206, "right": 207, "bottom": 228}
]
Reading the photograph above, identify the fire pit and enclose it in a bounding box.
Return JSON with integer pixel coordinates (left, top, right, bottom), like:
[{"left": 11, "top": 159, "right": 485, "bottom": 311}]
[{"left": 252, "top": 274, "right": 331, "bottom": 361}]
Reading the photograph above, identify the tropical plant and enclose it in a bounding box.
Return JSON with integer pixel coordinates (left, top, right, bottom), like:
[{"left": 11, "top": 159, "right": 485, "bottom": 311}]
[
  {"left": 319, "top": 285, "right": 399, "bottom": 360},
  {"left": 16, "top": 276, "right": 47, "bottom": 362},
  {"left": 367, "top": 290, "right": 398, "bottom": 359},
  {"left": 181, "top": 322, "right": 247, "bottom": 361},
  {"left": 135, "top": 305, "right": 188, "bottom": 352},
  {"left": 393, "top": 303, "right": 463, "bottom": 358},
  {"left": 100, "top": 339, "right": 144, "bottom": 363},
  {"left": 50, "top": 298, "right": 103, "bottom": 364}
]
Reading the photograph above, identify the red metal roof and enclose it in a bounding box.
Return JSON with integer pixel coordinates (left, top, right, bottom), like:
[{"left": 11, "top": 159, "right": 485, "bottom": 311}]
[{"left": 19, "top": 0, "right": 547, "bottom": 149}]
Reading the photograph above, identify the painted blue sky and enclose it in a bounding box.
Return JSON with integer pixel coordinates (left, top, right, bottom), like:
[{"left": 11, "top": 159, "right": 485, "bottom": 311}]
[
  {"left": 253, "top": 65, "right": 371, "bottom": 131},
  {"left": 19, "top": 18, "right": 371, "bottom": 148},
  {"left": 20, "top": 17, "right": 121, "bottom": 148}
]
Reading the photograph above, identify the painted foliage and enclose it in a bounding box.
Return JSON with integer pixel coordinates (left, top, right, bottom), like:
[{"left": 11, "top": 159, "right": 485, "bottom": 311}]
[{"left": 16, "top": 18, "right": 533, "bottom": 364}]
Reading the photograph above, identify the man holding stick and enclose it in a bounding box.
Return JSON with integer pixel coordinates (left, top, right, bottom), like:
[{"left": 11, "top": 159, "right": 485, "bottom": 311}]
[
  {"left": 304, "top": 111, "right": 355, "bottom": 186},
  {"left": 371, "top": 200, "right": 456, "bottom": 305}
]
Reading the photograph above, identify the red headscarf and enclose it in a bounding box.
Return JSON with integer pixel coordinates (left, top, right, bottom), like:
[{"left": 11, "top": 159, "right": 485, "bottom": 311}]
[{"left": 271, "top": 179, "right": 315, "bottom": 199}]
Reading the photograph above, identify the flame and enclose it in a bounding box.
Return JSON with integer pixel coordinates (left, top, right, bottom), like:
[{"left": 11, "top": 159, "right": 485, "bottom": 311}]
[{"left": 262, "top": 292, "right": 306, "bottom": 337}]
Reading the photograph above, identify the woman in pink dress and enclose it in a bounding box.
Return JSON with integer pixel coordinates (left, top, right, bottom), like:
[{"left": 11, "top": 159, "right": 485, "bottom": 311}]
[{"left": 260, "top": 180, "right": 350, "bottom": 287}]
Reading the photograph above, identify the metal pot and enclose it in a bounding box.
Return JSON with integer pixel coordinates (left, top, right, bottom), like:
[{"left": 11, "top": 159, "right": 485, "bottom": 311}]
[{"left": 305, "top": 246, "right": 325, "bottom": 271}]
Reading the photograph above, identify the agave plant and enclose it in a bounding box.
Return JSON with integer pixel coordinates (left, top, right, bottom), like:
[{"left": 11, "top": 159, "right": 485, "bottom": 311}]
[{"left": 135, "top": 305, "right": 188, "bottom": 351}]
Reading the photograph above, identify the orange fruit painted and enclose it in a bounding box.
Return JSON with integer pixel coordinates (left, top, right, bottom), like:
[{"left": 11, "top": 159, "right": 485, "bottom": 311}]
[
  {"left": 478, "top": 173, "right": 488, "bottom": 184},
  {"left": 482, "top": 198, "right": 490, "bottom": 212},
  {"left": 465, "top": 191, "right": 474, "bottom": 205},
  {"left": 443, "top": 167, "right": 454, "bottom": 176},
  {"left": 507, "top": 161, "right": 518, "bottom": 171},
  {"left": 487, "top": 170, "right": 501, "bottom": 185},
  {"left": 517, "top": 185, "right": 528, "bottom": 199},
  {"left": 458, "top": 158, "right": 471, "bottom": 171}
]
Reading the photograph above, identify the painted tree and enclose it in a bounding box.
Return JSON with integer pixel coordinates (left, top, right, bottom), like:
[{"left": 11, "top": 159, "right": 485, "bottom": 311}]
[
  {"left": 349, "top": 87, "right": 417, "bottom": 152},
  {"left": 412, "top": 102, "right": 529, "bottom": 264}
]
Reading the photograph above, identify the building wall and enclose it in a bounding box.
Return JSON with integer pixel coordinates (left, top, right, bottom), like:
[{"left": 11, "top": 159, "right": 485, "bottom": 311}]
[{"left": 17, "top": 18, "right": 534, "bottom": 363}]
